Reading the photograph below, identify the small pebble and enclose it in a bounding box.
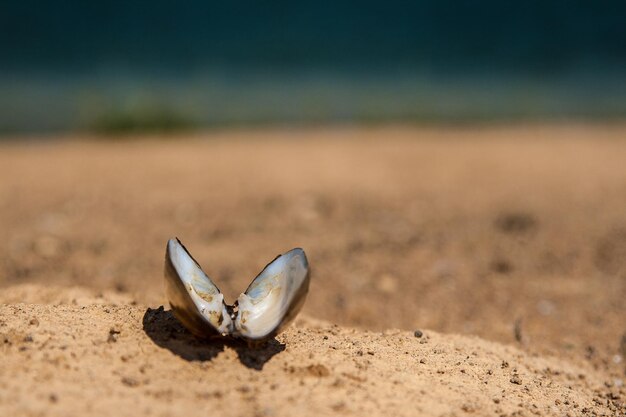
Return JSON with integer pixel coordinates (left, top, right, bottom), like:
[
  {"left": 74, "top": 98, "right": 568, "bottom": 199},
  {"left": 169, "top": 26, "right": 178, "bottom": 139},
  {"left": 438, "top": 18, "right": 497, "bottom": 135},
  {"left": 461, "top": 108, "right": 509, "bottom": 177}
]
[
  {"left": 121, "top": 377, "right": 139, "bottom": 387},
  {"left": 414, "top": 330, "right": 423, "bottom": 338},
  {"left": 108, "top": 328, "right": 121, "bottom": 343}
]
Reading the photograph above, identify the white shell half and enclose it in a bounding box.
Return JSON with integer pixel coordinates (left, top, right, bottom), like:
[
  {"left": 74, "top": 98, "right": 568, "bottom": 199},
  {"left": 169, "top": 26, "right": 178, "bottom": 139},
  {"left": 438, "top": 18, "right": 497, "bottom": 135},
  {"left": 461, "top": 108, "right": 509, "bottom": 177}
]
[
  {"left": 165, "top": 239, "right": 232, "bottom": 336},
  {"left": 234, "top": 248, "right": 309, "bottom": 340}
]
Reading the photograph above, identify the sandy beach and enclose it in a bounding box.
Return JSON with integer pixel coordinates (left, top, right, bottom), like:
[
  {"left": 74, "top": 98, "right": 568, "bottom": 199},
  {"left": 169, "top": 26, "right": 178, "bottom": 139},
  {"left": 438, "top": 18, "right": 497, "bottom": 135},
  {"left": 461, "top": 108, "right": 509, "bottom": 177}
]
[{"left": 1, "top": 125, "right": 625, "bottom": 416}]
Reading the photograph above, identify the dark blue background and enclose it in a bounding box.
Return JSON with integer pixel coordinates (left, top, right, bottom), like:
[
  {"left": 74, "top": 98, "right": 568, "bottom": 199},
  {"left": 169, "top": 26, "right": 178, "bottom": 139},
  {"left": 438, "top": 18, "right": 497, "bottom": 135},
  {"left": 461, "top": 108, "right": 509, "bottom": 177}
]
[
  {"left": 1, "top": 1, "right": 626, "bottom": 132},
  {"left": 3, "top": 1, "right": 625, "bottom": 74}
]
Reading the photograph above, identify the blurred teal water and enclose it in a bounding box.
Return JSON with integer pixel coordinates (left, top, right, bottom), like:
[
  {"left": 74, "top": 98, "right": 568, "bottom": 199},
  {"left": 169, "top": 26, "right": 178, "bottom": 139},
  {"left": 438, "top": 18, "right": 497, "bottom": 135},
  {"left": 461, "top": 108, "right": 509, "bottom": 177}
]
[
  {"left": 2, "top": 71, "right": 626, "bottom": 134},
  {"left": 1, "top": 1, "right": 625, "bottom": 133}
]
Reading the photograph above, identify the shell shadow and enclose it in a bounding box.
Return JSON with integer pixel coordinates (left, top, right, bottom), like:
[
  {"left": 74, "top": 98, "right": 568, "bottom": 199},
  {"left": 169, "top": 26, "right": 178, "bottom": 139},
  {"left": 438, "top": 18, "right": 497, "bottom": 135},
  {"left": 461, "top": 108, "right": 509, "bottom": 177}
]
[{"left": 142, "top": 306, "right": 285, "bottom": 370}]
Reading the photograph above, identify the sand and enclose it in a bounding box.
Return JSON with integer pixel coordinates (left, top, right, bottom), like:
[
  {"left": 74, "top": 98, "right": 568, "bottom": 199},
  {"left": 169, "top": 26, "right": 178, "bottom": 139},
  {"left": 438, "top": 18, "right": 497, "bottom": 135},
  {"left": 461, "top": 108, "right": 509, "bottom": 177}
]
[
  {"left": 1, "top": 125, "right": 625, "bottom": 416},
  {"left": 0, "top": 285, "right": 623, "bottom": 417}
]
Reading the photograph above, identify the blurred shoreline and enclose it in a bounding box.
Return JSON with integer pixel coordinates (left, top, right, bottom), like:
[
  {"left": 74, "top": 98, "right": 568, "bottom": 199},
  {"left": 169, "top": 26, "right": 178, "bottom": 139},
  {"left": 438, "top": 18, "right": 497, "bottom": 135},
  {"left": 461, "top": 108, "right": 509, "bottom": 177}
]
[
  {"left": 3, "top": 121, "right": 626, "bottom": 146},
  {"left": 2, "top": 71, "right": 626, "bottom": 136}
]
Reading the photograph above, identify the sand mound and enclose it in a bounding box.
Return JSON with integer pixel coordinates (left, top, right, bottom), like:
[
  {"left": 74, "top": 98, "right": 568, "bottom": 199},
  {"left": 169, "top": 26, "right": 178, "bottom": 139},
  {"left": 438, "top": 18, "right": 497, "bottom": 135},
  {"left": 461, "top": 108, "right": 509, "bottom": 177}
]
[{"left": 0, "top": 285, "right": 622, "bottom": 417}]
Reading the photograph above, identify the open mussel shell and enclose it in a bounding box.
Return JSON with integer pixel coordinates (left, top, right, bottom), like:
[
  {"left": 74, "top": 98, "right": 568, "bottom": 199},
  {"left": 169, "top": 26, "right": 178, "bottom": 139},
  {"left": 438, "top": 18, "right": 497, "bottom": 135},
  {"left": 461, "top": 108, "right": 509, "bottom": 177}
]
[{"left": 164, "top": 238, "right": 310, "bottom": 344}]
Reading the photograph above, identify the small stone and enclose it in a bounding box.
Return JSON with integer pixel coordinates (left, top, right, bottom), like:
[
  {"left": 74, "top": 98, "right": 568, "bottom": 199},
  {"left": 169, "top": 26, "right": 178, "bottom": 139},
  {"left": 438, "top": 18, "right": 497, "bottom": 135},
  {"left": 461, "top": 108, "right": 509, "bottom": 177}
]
[
  {"left": 461, "top": 403, "right": 476, "bottom": 413},
  {"left": 491, "top": 259, "right": 512, "bottom": 274},
  {"left": 414, "top": 330, "right": 423, "bottom": 338},
  {"left": 510, "top": 375, "right": 522, "bottom": 385},
  {"left": 307, "top": 364, "right": 330, "bottom": 377},
  {"left": 121, "top": 377, "right": 139, "bottom": 387},
  {"left": 237, "top": 385, "right": 251, "bottom": 393},
  {"left": 331, "top": 401, "right": 346, "bottom": 411},
  {"left": 108, "top": 328, "right": 121, "bottom": 343}
]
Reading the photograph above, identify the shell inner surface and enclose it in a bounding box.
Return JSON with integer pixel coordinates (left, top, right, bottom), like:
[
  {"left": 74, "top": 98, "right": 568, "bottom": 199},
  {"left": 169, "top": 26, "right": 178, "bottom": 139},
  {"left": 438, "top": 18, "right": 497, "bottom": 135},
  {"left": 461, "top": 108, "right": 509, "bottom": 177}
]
[
  {"left": 234, "top": 248, "right": 309, "bottom": 340},
  {"left": 167, "top": 239, "right": 232, "bottom": 334}
]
